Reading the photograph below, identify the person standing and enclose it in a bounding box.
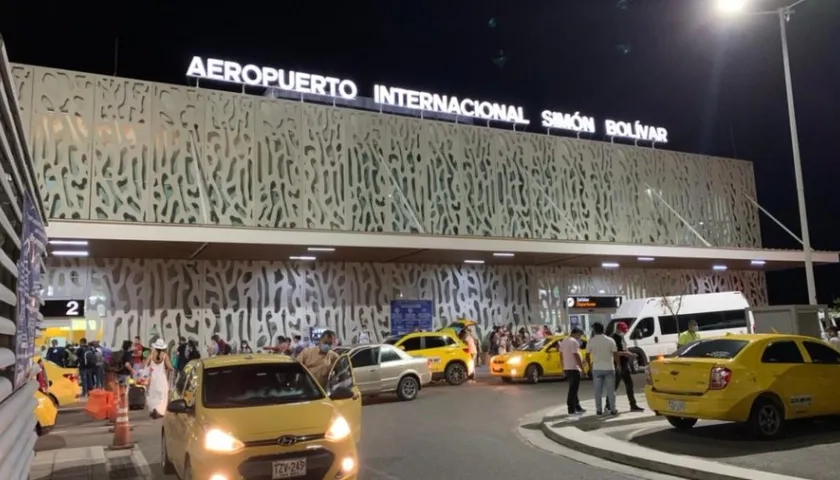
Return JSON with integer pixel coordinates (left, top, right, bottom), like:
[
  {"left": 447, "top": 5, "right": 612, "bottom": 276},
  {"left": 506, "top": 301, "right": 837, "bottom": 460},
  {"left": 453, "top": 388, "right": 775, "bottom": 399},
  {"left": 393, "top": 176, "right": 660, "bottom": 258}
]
[
  {"left": 826, "top": 326, "right": 840, "bottom": 351},
  {"left": 46, "top": 339, "right": 66, "bottom": 367},
  {"left": 298, "top": 330, "right": 340, "bottom": 389},
  {"left": 677, "top": 319, "right": 701, "bottom": 348},
  {"left": 131, "top": 336, "right": 145, "bottom": 373},
  {"left": 211, "top": 334, "right": 232, "bottom": 355},
  {"left": 76, "top": 338, "right": 97, "bottom": 397},
  {"left": 145, "top": 339, "right": 174, "bottom": 419},
  {"left": 606, "top": 322, "right": 644, "bottom": 413},
  {"left": 560, "top": 328, "right": 586, "bottom": 415},
  {"left": 587, "top": 323, "right": 619, "bottom": 416}
]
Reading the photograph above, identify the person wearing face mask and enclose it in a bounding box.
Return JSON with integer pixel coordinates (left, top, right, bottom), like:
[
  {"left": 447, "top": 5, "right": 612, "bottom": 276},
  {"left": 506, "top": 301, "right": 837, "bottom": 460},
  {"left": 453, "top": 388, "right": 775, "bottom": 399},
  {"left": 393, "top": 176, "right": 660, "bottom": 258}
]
[
  {"left": 606, "top": 322, "right": 644, "bottom": 413},
  {"left": 297, "top": 330, "right": 339, "bottom": 389},
  {"left": 677, "top": 319, "right": 701, "bottom": 348}
]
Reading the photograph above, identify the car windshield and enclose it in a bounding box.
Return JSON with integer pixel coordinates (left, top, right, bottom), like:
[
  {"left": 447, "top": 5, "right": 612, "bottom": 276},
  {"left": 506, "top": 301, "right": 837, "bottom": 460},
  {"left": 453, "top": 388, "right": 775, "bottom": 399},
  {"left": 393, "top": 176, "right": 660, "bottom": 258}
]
[
  {"left": 607, "top": 318, "right": 635, "bottom": 335},
  {"left": 202, "top": 363, "right": 324, "bottom": 408},
  {"left": 671, "top": 339, "right": 749, "bottom": 359},
  {"left": 384, "top": 336, "right": 403, "bottom": 345},
  {"left": 517, "top": 339, "right": 547, "bottom": 352}
]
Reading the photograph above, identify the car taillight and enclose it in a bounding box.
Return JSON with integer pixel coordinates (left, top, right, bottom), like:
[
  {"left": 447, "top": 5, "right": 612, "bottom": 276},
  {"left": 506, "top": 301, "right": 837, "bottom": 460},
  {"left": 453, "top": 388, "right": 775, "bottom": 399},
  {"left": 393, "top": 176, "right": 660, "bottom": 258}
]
[
  {"left": 64, "top": 373, "right": 79, "bottom": 384},
  {"left": 644, "top": 366, "right": 653, "bottom": 386},
  {"left": 709, "top": 367, "right": 732, "bottom": 390},
  {"left": 463, "top": 348, "right": 470, "bottom": 354}
]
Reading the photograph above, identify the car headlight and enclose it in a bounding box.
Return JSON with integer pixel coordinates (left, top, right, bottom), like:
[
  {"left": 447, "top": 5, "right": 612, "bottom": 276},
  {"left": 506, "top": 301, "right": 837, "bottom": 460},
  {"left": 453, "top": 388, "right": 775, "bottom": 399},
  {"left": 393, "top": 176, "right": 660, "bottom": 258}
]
[
  {"left": 325, "top": 415, "right": 352, "bottom": 441},
  {"left": 507, "top": 357, "right": 522, "bottom": 365},
  {"left": 204, "top": 428, "right": 245, "bottom": 453}
]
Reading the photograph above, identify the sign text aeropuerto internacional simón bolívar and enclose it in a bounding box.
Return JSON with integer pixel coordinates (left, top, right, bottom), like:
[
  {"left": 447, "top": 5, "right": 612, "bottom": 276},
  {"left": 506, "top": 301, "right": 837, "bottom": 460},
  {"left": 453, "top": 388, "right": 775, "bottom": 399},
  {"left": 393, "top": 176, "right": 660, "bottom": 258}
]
[{"left": 186, "top": 56, "right": 668, "bottom": 144}]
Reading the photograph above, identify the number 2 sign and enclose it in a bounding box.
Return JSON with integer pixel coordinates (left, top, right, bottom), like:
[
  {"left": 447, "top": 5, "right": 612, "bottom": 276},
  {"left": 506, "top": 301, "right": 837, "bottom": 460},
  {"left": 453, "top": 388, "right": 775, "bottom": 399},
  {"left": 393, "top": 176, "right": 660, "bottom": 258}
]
[{"left": 40, "top": 299, "right": 86, "bottom": 317}]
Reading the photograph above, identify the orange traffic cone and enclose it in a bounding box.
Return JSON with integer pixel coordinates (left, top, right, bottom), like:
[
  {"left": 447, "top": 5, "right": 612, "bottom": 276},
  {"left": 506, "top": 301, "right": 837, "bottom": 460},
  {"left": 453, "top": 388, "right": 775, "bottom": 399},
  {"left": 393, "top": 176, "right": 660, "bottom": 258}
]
[{"left": 108, "top": 382, "right": 134, "bottom": 450}]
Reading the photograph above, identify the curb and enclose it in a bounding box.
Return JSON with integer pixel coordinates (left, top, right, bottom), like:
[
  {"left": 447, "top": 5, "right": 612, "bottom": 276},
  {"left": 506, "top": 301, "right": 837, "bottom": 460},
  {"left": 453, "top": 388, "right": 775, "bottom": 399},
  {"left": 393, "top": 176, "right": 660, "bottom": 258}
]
[
  {"left": 543, "top": 412, "right": 665, "bottom": 432},
  {"left": 539, "top": 423, "right": 810, "bottom": 480}
]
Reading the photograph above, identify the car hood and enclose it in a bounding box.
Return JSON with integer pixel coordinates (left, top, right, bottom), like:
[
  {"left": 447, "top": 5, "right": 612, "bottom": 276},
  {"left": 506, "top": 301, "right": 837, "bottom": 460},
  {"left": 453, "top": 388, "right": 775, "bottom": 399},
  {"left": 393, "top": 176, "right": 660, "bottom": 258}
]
[{"left": 200, "top": 399, "right": 337, "bottom": 442}]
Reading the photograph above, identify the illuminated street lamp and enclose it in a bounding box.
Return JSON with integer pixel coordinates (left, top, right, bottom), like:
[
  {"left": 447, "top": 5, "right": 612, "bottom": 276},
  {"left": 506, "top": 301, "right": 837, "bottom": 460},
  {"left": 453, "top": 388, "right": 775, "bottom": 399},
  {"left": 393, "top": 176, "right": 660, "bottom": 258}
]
[{"left": 717, "top": 0, "right": 817, "bottom": 305}]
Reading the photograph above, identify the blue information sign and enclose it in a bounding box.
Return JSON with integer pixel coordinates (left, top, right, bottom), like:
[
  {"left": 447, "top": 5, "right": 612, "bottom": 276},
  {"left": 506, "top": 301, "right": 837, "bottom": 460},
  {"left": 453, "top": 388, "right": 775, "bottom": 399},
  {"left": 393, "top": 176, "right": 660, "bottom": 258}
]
[{"left": 390, "top": 300, "right": 434, "bottom": 336}]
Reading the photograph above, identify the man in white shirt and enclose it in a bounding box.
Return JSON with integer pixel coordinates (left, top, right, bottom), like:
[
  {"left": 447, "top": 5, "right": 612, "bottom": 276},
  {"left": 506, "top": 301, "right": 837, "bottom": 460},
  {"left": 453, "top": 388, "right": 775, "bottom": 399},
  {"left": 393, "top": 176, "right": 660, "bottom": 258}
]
[
  {"left": 560, "top": 328, "right": 586, "bottom": 415},
  {"left": 827, "top": 326, "right": 840, "bottom": 351},
  {"left": 587, "top": 322, "right": 619, "bottom": 416}
]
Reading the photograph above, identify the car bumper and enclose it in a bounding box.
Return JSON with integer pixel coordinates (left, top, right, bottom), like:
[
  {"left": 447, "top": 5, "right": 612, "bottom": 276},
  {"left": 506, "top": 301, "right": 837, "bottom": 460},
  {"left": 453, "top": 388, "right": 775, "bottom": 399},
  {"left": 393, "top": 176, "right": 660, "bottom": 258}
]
[
  {"left": 190, "top": 438, "right": 358, "bottom": 480},
  {"left": 420, "top": 371, "right": 433, "bottom": 386},
  {"left": 644, "top": 386, "right": 752, "bottom": 422},
  {"left": 489, "top": 363, "right": 523, "bottom": 378}
]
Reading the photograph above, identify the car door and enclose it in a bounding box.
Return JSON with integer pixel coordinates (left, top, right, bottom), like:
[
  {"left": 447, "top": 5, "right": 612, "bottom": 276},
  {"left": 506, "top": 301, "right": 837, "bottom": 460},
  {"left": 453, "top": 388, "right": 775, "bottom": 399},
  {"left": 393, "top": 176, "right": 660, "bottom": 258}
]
[
  {"left": 758, "top": 340, "right": 814, "bottom": 419},
  {"left": 378, "top": 345, "right": 406, "bottom": 391},
  {"left": 327, "top": 355, "right": 362, "bottom": 444},
  {"left": 800, "top": 340, "right": 840, "bottom": 415},
  {"left": 541, "top": 339, "right": 563, "bottom": 376},
  {"left": 423, "top": 335, "right": 458, "bottom": 372},
  {"left": 349, "top": 346, "right": 381, "bottom": 394}
]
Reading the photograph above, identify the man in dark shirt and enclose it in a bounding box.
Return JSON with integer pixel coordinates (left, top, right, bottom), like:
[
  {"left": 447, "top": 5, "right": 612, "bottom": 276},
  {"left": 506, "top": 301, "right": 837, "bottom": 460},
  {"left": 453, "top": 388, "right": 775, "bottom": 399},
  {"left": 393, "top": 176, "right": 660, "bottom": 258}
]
[
  {"left": 46, "top": 339, "right": 66, "bottom": 367},
  {"left": 608, "top": 322, "right": 644, "bottom": 412}
]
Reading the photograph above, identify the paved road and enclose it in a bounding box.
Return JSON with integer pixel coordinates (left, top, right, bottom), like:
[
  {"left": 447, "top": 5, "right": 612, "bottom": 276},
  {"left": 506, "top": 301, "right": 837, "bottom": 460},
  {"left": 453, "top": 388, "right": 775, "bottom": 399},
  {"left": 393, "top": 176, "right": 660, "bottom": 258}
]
[
  {"left": 621, "top": 417, "right": 840, "bottom": 480},
  {"left": 38, "top": 373, "right": 652, "bottom": 480}
]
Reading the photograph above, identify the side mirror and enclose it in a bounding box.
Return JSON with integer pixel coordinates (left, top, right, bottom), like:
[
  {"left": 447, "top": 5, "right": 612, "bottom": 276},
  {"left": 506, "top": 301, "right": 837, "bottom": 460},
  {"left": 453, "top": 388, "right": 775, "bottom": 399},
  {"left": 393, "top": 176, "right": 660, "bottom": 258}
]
[
  {"left": 330, "top": 386, "right": 355, "bottom": 401},
  {"left": 167, "top": 399, "right": 193, "bottom": 414}
]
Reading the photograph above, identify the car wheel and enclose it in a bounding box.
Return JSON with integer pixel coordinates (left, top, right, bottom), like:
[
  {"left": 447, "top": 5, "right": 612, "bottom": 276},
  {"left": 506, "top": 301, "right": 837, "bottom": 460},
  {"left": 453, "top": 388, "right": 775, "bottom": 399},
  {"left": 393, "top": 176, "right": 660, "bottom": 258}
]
[
  {"left": 748, "top": 397, "right": 784, "bottom": 440},
  {"left": 501, "top": 376, "right": 512, "bottom": 383},
  {"left": 666, "top": 416, "right": 698, "bottom": 430},
  {"left": 397, "top": 376, "right": 420, "bottom": 401},
  {"left": 525, "top": 364, "right": 541, "bottom": 384},
  {"left": 444, "top": 362, "right": 467, "bottom": 386},
  {"left": 161, "top": 432, "right": 175, "bottom": 474}
]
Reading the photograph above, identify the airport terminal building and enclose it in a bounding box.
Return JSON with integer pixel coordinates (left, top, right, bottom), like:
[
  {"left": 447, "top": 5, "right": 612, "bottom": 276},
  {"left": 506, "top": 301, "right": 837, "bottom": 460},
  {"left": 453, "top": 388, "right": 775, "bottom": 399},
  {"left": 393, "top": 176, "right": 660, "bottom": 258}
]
[{"left": 9, "top": 61, "right": 837, "bottom": 348}]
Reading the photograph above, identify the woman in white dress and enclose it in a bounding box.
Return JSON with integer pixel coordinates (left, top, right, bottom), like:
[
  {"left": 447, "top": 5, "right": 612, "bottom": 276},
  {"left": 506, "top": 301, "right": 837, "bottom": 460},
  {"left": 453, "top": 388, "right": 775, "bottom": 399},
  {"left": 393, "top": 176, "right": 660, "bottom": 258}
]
[{"left": 146, "top": 339, "right": 174, "bottom": 419}]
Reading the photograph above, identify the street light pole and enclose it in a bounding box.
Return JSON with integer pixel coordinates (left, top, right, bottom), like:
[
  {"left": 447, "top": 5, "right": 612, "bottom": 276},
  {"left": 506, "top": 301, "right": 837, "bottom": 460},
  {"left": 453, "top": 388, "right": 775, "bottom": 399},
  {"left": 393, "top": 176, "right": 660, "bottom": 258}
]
[{"left": 777, "top": 7, "right": 817, "bottom": 305}]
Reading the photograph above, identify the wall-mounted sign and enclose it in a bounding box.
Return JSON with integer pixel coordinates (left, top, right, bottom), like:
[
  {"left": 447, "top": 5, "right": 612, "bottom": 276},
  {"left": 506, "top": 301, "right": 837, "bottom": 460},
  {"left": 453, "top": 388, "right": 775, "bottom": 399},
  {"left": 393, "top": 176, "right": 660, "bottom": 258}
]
[
  {"left": 186, "top": 56, "right": 359, "bottom": 100},
  {"left": 604, "top": 120, "right": 668, "bottom": 143},
  {"left": 565, "top": 296, "right": 622, "bottom": 310},
  {"left": 41, "top": 299, "right": 86, "bottom": 317},
  {"left": 390, "top": 300, "right": 434, "bottom": 335},
  {"left": 374, "top": 85, "right": 529, "bottom": 125},
  {"left": 187, "top": 56, "right": 668, "bottom": 140},
  {"left": 540, "top": 111, "right": 596, "bottom": 134}
]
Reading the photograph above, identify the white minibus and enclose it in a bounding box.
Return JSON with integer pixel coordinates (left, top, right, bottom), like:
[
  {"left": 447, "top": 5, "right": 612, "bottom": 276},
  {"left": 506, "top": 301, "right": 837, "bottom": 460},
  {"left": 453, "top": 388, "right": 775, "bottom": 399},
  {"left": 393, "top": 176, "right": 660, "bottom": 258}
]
[{"left": 608, "top": 291, "right": 753, "bottom": 373}]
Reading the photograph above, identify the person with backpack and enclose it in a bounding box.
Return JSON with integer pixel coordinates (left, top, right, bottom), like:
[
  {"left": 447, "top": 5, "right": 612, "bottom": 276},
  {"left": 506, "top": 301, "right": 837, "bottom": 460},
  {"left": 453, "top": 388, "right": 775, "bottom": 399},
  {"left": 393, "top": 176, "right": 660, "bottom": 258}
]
[
  {"left": 76, "top": 338, "right": 96, "bottom": 397},
  {"left": 91, "top": 341, "right": 106, "bottom": 389}
]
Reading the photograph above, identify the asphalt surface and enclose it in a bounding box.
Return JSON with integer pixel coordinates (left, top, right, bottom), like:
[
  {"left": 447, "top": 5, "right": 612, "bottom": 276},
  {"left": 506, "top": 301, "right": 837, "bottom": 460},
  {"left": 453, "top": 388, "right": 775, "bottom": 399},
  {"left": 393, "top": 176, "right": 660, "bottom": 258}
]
[
  {"left": 37, "top": 371, "right": 652, "bottom": 480},
  {"left": 622, "top": 417, "right": 840, "bottom": 480}
]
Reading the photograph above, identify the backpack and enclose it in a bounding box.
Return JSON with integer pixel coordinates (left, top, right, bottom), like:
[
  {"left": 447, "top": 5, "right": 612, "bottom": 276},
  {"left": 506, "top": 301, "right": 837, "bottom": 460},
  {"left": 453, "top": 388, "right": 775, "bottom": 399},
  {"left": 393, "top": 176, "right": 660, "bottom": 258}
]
[
  {"left": 94, "top": 348, "right": 104, "bottom": 367},
  {"left": 109, "top": 349, "right": 125, "bottom": 371},
  {"left": 79, "top": 346, "right": 95, "bottom": 369}
]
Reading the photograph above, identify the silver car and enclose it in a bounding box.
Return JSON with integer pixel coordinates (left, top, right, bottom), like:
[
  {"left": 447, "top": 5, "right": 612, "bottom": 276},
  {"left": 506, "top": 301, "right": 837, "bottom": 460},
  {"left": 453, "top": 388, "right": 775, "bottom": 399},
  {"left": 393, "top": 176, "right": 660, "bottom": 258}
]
[{"left": 345, "top": 344, "right": 432, "bottom": 401}]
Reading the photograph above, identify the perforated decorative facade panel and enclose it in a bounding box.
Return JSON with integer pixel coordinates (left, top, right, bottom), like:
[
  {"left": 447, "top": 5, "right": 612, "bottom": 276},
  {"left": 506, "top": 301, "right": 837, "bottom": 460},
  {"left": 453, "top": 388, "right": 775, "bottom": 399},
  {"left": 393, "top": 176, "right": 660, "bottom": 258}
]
[
  {"left": 44, "top": 258, "right": 768, "bottom": 349},
  {"left": 12, "top": 65, "right": 761, "bottom": 247}
]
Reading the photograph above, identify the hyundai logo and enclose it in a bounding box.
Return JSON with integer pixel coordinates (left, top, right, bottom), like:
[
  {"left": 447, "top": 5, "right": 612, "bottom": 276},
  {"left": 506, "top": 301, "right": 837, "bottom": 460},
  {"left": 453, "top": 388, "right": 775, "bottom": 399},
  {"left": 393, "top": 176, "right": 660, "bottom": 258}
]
[
  {"left": 277, "top": 436, "right": 297, "bottom": 446},
  {"left": 670, "top": 370, "right": 679, "bottom": 376}
]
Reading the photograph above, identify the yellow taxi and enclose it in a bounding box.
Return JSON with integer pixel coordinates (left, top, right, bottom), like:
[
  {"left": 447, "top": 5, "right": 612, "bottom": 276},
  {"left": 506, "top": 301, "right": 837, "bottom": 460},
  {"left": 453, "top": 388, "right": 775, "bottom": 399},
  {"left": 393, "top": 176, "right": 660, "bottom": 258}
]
[
  {"left": 36, "top": 357, "right": 81, "bottom": 407},
  {"left": 645, "top": 334, "right": 840, "bottom": 439},
  {"left": 161, "top": 353, "right": 361, "bottom": 480},
  {"left": 384, "top": 331, "right": 474, "bottom": 385},
  {"left": 35, "top": 389, "right": 58, "bottom": 436},
  {"left": 490, "top": 335, "right": 591, "bottom": 384}
]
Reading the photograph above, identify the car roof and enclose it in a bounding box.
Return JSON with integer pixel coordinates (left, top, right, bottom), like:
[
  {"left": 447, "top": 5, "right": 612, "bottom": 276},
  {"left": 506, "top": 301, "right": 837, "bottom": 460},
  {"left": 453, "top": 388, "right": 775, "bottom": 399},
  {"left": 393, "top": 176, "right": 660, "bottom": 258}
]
[
  {"left": 698, "top": 333, "right": 814, "bottom": 342},
  {"left": 200, "top": 353, "right": 297, "bottom": 369}
]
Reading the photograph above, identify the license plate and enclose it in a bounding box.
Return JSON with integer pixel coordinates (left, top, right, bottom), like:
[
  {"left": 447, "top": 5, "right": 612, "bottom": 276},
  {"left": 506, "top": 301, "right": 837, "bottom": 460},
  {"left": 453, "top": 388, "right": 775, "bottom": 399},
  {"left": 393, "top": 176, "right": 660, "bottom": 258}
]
[
  {"left": 272, "top": 458, "right": 307, "bottom": 479},
  {"left": 667, "top": 400, "right": 686, "bottom": 412},
  {"left": 492, "top": 368, "right": 503, "bottom": 373}
]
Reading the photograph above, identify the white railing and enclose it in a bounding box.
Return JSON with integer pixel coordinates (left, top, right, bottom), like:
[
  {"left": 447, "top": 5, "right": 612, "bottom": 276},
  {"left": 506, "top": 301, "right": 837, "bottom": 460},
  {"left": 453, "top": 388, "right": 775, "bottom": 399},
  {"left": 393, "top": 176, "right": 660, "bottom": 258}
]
[{"left": 0, "top": 32, "right": 47, "bottom": 480}]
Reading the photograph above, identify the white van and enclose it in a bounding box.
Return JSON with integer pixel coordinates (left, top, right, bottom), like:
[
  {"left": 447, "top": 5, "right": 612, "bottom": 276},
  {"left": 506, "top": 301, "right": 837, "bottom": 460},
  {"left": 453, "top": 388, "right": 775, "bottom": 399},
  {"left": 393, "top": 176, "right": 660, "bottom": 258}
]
[{"left": 608, "top": 291, "right": 753, "bottom": 373}]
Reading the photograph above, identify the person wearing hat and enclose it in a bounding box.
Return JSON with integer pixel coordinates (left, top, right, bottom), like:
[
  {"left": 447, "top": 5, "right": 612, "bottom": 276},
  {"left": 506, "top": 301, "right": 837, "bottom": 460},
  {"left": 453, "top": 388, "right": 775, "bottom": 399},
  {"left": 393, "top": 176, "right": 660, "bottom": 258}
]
[
  {"left": 145, "top": 338, "right": 174, "bottom": 419},
  {"left": 606, "top": 322, "right": 644, "bottom": 413}
]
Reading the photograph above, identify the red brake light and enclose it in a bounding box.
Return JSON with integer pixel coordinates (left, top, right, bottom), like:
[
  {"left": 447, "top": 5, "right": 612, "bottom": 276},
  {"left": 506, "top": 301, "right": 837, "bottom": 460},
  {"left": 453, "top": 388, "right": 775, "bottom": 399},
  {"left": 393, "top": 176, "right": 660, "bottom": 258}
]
[
  {"left": 63, "top": 373, "right": 79, "bottom": 384},
  {"left": 709, "top": 367, "right": 732, "bottom": 390},
  {"left": 463, "top": 348, "right": 470, "bottom": 354}
]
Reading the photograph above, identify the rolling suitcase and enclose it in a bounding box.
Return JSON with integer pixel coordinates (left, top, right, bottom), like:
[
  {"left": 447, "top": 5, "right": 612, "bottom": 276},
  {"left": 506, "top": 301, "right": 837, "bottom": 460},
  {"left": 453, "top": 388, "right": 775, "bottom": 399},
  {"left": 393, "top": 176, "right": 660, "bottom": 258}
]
[{"left": 128, "top": 385, "right": 146, "bottom": 410}]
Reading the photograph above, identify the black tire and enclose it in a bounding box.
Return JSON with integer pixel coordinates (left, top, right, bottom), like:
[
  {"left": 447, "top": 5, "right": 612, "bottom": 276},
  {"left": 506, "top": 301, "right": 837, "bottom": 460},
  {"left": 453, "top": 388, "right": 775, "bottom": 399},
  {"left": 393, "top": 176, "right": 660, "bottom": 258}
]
[
  {"left": 666, "top": 416, "right": 698, "bottom": 429},
  {"left": 748, "top": 397, "right": 785, "bottom": 440},
  {"left": 501, "top": 376, "right": 512, "bottom": 383},
  {"left": 161, "top": 431, "right": 175, "bottom": 474},
  {"left": 396, "top": 376, "right": 420, "bottom": 401},
  {"left": 525, "top": 364, "right": 541, "bottom": 384},
  {"left": 444, "top": 362, "right": 468, "bottom": 386}
]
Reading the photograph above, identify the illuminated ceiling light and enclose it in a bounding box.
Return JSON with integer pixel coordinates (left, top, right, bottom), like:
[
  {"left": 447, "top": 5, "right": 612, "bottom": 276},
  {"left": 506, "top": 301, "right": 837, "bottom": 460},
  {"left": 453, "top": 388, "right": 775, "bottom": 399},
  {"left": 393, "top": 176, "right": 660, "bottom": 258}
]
[
  {"left": 637, "top": 257, "right": 655, "bottom": 262},
  {"left": 751, "top": 260, "right": 766, "bottom": 266},
  {"left": 493, "top": 252, "right": 515, "bottom": 257},
  {"left": 601, "top": 262, "right": 619, "bottom": 269},
  {"left": 715, "top": 0, "right": 747, "bottom": 16},
  {"left": 289, "top": 256, "right": 316, "bottom": 261},
  {"left": 464, "top": 260, "right": 485, "bottom": 265},
  {"left": 713, "top": 264, "right": 728, "bottom": 271},
  {"left": 49, "top": 240, "right": 88, "bottom": 246},
  {"left": 307, "top": 247, "right": 335, "bottom": 252},
  {"left": 52, "top": 250, "right": 89, "bottom": 257}
]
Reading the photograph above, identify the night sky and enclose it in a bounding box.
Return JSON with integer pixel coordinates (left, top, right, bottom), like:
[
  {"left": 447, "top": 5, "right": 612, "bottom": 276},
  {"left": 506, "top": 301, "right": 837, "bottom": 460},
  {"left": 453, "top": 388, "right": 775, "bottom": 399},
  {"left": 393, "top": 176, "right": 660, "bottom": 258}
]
[{"left": 2, "top": 0, "right": 838, "bottom": 304}]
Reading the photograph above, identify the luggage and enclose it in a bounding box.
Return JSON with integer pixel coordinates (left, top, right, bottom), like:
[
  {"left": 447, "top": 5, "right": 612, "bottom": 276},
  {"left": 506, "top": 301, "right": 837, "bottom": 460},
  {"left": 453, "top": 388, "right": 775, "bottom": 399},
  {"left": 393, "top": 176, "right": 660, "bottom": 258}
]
[{"left": 128, "top": 385, "right": 146, "bottom": 410}]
